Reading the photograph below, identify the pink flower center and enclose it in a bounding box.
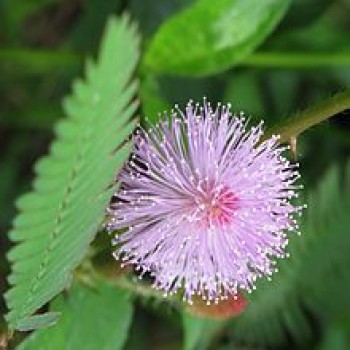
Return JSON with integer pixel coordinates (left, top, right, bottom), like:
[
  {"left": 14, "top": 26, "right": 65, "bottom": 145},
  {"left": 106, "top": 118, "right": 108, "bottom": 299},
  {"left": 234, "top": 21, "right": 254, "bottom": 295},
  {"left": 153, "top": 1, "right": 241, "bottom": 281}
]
[{"left": 198, "top": 185, "right": 239, "bottom": 228}]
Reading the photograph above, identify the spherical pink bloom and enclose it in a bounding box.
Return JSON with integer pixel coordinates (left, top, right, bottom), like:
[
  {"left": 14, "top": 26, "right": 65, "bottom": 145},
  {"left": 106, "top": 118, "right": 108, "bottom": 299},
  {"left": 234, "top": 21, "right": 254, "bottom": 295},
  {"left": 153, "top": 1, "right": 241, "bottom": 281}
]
[{"left": 107, "top": 101, "right": 303, "bottom": 303}]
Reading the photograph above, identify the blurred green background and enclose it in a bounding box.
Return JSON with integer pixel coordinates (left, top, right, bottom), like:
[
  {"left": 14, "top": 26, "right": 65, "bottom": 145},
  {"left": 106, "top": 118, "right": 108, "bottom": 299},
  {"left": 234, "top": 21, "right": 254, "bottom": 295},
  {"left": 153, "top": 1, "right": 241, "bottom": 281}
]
[{"left": 1, "top": 0, "right": 350, "bottom": 349}]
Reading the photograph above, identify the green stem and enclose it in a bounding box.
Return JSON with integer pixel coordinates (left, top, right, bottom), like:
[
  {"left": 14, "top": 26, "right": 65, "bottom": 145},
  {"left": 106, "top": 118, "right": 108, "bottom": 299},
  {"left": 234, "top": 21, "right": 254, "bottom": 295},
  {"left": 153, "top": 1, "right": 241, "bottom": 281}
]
[
  {"left": 75, "top": 259, "right": 180, "bottom": 306},
  {"left": 0, "top": 48, "right": 81, "bottom": 73},
  {"left": 243, "top": 52, "right": 350, "bottom": 68},
  {"left": 112, "top": 275, "right": 174, "bottom": 301},
  {"left": 1, "top": 49, "right": 350, "bottom": 73},
  {"left": 265, "top": 90, "right": 350, "bottom": 143}
]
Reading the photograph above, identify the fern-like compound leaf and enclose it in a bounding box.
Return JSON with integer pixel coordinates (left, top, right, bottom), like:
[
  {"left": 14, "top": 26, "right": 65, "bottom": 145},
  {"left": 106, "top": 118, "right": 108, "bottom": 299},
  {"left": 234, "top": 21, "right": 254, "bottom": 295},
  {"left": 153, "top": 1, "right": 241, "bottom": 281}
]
[{"left": 5, "top": 15, "right": 139, "bottom": 331}]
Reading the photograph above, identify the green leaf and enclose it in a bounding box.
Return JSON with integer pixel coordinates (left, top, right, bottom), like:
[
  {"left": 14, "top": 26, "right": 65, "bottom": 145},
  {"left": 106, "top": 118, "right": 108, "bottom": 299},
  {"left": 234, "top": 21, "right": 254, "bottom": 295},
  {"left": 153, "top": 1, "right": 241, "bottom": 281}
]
[
  {"left": 18, "top": 282, "right": 133, "bottom": 350},
  {"left": 183, "top": 313, "right": 225, "bottom": 350},
  {"left": 16, "top": 313, "right": 61, "bottom": 332},
  {"left": 5, "top": 15, "right": 139, "bottom": 331},
  {"left": 143, "top": 0, "right": 290, "bottom": 76},
  {"left": 264, "top": 90, "right": 350, "bottom": 143}
]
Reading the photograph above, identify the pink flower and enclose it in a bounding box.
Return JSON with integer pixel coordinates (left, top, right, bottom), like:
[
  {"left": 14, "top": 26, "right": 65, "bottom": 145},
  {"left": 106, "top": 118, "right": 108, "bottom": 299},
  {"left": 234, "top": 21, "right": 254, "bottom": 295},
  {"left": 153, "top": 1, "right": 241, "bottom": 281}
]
[{"left": 107, "top": 101, "right": 303, "bottom": 303}]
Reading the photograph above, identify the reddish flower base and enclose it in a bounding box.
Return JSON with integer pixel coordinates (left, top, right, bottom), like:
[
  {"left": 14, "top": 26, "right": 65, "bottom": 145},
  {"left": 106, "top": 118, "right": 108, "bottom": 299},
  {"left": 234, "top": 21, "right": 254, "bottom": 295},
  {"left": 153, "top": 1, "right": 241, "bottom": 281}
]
[{"left": 186, "top": 293, "right": 247, "bottom": 319}]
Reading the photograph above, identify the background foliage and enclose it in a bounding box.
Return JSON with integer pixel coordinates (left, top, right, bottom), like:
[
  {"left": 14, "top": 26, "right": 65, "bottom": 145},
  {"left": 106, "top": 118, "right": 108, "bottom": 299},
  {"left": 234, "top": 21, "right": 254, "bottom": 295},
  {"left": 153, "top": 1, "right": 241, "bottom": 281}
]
[{"left": 1, "top": 0, "right": 350, "bottom": 349}]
